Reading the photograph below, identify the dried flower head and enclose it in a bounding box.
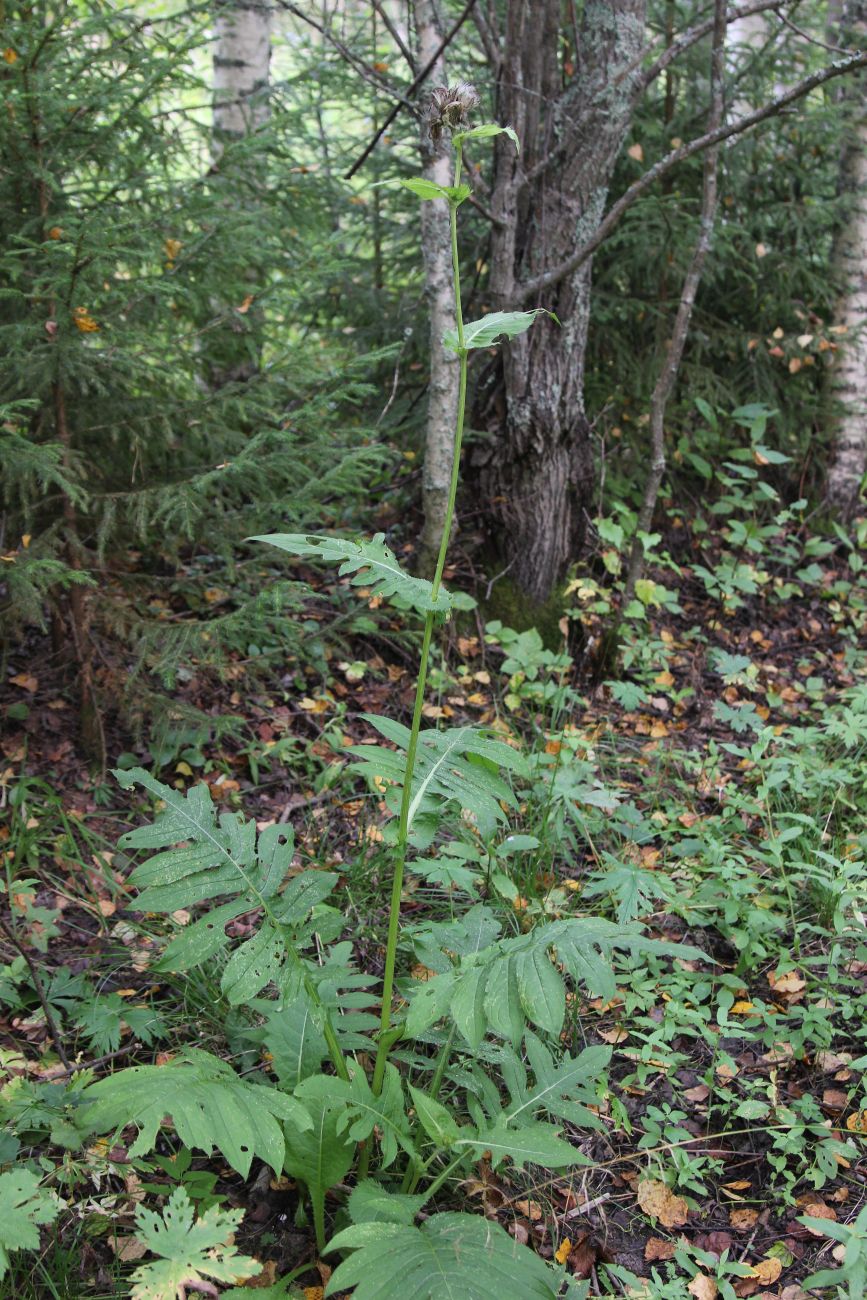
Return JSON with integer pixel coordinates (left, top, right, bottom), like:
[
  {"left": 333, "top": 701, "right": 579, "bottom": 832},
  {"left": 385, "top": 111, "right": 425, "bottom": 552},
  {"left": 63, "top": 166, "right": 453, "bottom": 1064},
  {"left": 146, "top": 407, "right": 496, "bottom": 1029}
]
[{"left": 426, "top": 82, "right": 480, "bottom": 143}]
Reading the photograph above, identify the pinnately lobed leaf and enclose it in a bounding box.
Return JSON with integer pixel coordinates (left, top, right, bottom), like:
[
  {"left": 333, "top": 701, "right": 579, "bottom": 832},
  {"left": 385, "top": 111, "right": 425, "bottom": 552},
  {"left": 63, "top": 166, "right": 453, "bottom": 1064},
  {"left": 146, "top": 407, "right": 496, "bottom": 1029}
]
[
  {"left": 249, "top": 532, "right": 452, "bottom": 614},
  {"left": 81, "top": 1048, "right": 311, "bottom": 1177},
  {"left": 325, "top": 1212, "right": 564, "bottom": 1299}
]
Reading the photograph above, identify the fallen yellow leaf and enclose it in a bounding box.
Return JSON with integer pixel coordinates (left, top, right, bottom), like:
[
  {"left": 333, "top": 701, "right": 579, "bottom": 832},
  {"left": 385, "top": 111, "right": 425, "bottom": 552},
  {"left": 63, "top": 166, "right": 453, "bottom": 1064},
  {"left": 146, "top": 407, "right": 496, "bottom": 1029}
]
[{"left": 637, "top": 1179, "right": 688, "bottom": 1228}]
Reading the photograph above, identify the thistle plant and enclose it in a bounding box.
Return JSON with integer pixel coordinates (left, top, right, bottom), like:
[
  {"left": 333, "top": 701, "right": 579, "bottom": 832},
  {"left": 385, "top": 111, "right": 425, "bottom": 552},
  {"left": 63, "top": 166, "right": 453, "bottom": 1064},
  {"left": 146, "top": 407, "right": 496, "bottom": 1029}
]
[{"left": 77, "top": 95, "right": 693, "bottom": 1298}]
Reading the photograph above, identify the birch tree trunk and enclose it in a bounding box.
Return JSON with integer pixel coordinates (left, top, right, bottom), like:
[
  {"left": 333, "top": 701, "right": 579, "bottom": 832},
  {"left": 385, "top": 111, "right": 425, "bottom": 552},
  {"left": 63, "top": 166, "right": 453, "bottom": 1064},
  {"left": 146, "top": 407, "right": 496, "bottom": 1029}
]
[
  {"left": 414, "top": 0, "right": 460, "bottom": 576},
  {"left": 827, "top": 0, "right": 867, "bottom": 516},
  {"left": 209, "top": 0, "right": 272, "bottom": 386},
  {"left": 471, "top": 0, "right": 646, "bottom": 604},
  {"left": 213, "top": 0, "right": 272, "bottom": 146}
]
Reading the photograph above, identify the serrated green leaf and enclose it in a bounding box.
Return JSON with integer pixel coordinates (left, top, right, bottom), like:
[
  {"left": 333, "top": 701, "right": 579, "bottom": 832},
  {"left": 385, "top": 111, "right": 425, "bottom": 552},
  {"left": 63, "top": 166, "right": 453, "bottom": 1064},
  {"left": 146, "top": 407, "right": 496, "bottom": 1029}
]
[
  {"left": 515, "top": 946, "right": 565, "bottom": 1036},
  {"left": 0, "top": 1170, "right": 60, "bottom": 1281},
  {"left": 284, "top": 1074, "right": 355, "bottom": 1241},
  {"left": 443, "top": 308, "right": 553, "bottom": 354},
  {"left": 459, "top": 1118, "right": 587, "bottom": 1170},
  {"left": 249, "top": 533, "right": 451, "bottom": 614},
  {"left": 81, "top": 1049, "right": 309, "bottom": 1177},
  {"left": 408, "top": 1084, "right": 461, "bottom": 1148},
  {"left": 325, "top": 1212, "right": 561, "bottom": 1299},
  {"left": 351, "top": 718, "right": 525, "bottom": 843},
  {"left": 453, "top": 123, "right": 520, "bottom": 151},
  {"left": 347, "top": 1183, "right": 425, "bottom": 1227},
  {"left": 129, "top": 1187, "right": 257, "bottom": 1299},
  {"left": 338, "top": 1066, "right": 416, "bottom": 1169}
]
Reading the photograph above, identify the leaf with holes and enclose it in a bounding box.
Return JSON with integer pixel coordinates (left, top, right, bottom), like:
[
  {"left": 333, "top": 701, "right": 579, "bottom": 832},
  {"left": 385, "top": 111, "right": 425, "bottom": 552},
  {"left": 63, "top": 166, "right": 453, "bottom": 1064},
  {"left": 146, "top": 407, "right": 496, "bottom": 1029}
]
[
  {"left": 128, "top": 1187, "right": 257, "bottom": 1299},
  {"left": 443, "top": 308, "right": 555, "bottom": 354}
]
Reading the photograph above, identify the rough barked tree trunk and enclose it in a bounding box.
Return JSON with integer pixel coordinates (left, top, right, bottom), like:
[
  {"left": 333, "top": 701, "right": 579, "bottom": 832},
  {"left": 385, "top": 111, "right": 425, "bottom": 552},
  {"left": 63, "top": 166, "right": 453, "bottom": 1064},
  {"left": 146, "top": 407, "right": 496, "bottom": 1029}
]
[
  {"left": 471, "top": 0, "right": 646, "bottom": 603},
  {"left": 414, "top": 0, "right": 460, "bottom": 576},
  {"left": 827, "top": 0, "right": 867, "bottom": 516},
  {"left": 209, "top": 0, "right": 272, "bottom": 386}
]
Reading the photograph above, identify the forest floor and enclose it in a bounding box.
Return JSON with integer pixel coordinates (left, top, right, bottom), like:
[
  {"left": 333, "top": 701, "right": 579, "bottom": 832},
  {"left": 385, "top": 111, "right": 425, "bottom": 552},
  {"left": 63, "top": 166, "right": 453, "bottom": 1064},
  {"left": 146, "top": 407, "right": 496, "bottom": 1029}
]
[{"left": 3, "top": 522, "right": 867, "bottom": 1299}]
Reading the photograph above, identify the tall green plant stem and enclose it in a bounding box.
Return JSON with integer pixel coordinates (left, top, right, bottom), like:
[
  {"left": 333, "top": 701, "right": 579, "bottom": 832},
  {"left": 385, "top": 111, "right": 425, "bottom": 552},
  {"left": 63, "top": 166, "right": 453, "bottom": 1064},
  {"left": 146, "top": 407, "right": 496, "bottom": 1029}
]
[{"left": 370, "top": 143, "right": 467, "bottom": 1100}]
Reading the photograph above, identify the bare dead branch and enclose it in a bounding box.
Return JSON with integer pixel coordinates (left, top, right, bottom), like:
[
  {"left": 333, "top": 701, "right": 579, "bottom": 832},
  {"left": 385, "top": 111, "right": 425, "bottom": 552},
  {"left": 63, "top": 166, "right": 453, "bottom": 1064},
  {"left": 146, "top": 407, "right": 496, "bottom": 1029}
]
[
  {"left": 344, "top": 0, "right": 479, "bottom": 179},
  {"left": 634, "top": 0, "right": 796, "bottom": 97},
  {"left": 520, "top": 45, "right": 867, "bottom": 305},
  {"left": 278, "top": 2, "right": 419, "bottom": 114},
  {"left": 369, "top": 0, "right": 416, "bottom": 73},
  {"left": 623, "top": 0, "right": 727, "bottom": 608}
]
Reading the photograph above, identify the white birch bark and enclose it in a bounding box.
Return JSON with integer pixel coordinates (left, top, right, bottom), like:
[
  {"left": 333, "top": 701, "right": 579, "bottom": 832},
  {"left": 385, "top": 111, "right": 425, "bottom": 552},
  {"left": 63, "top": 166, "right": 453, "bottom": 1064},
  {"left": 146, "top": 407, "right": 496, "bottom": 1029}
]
[
  {"left": 827, "top": 0, "right": 867, "bottom": 515},
  {"left": 213, "top": 0, "right": 272, "bottom": 146},
  {"left": 414, "top": 0, "right": 461, "bottom": 576},
  {"left": 209, "top": 0, "right": 272, "bottom": 386}
]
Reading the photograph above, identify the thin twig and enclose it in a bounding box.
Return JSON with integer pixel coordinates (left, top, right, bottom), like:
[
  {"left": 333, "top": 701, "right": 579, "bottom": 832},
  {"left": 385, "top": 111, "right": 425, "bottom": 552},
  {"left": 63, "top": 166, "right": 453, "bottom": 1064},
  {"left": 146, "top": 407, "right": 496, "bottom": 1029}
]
[
  {"left": 0, "top": 916, "right": 71, "bottom": 1069},
  {"left": 278, "top": 2, "right": 419, "bottom": 114},
  {"left": 369, "top": 0, "right": 416, "bottom": 71},
  {"left": 344, "top": 0, "right": 479, "bottom": 179},
  {"left": 520, "top": 44, "right": 867, "bottom": 304},
  {"left": 621, "top": 0, "right": 727, "bottom": 610}
]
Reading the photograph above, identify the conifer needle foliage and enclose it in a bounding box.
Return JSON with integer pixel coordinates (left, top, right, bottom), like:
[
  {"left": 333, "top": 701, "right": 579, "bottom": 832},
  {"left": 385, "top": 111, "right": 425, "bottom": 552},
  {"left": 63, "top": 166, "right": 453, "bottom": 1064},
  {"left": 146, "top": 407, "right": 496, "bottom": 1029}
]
[{"left": 0, "top": 2, "right": 385, "bottom": 742}]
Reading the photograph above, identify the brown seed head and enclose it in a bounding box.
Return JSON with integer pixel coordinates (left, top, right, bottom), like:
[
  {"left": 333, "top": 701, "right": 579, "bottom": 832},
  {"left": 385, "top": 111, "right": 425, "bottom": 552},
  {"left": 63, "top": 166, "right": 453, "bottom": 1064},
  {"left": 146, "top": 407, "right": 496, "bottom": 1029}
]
[{"left": 426, "top": 82, "right": 480, "bottom": 142}]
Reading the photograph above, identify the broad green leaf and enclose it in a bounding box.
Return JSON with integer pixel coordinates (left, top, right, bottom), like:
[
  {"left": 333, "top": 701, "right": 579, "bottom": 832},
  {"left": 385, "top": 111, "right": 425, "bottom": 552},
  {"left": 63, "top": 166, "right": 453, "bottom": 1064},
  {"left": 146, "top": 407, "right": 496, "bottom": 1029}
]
[
  {"left": 459, "top": 1118, "right": 588, "bottom": 1170},
  {"left": 351, "top": 717, "right": 525, "bottom": 844},
  {"left": 0, "top": 1170, "right": 60, "bottom": 1281},
  {"left": 259, "top": 996, "right": 328, "bottom": 1089},
  {"left": 129, "top": 1188, "right": 257, "bottom": 1299},
  {"left": 115, "top": 768, "right": 335, "bottom": 1001},
  {"left": 389, "top": 178, "right": 472, "bottom": 205},
  {"left": 443, "top": 308, "right": 553, "bottom": 354},
  {"left": 338, "top": 1066, "right": 416, "bottom": 1169},
  {"left": 285, "top": 1074, "right": 355, "bottom": 1240},
  {"left": 515, "top": 946, "right": 565, "bottom": 1036},
  {"left": 407, "top": 914, "right": 700, "bottom": 1042},
  {"left": 453, "top": 123, "right": 520, "bottom": 151},
  {"left": 408, "top": 1084, "right": 461, "bottom": 1148},
  {"left": 81, "top": 1048, "right": 309, "bottom": 1177},
  {"left": 347, "top": 1183, "right": 425, "bottom": 1227},
  {"left": 325, "top": 1212, "right": 562, "bottom": 1299},
  {"left": 249, "top": 533, "right": 451, "bottom": 615}
]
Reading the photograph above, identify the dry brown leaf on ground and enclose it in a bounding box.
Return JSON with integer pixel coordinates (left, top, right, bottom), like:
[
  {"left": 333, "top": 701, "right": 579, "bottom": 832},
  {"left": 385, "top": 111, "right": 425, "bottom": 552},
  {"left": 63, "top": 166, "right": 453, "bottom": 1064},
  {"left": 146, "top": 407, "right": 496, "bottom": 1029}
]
[
  {"left": 637, "top": 1179, "right": 689, "bottom": 1228},
  {"left": 645, "top": 1237, "right": 677, "bottom": 1261},
  {"left": 749, "top": 1257, "right": 782, "bottom": 1285},
  {"left": 688, "top": 1274, "right": 718, "bottom": 1300},
  {"left": 730, "top": 1208, "right": 760, "bottom": 1230}
]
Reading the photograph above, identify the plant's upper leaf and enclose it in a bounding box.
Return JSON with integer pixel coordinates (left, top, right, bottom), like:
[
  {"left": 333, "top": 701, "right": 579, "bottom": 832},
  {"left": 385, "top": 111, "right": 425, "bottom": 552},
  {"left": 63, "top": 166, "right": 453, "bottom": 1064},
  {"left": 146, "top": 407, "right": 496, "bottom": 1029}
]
[
  {"left": 250, "top": 532, "right": 451, "bottom": 615},
  {"left": 443, "top": 309, "right": 552, "bottom": 354},
  {"left": 0, "top": 1170, "right": 60, "bottom": 1282},
  {"left": 388, "top": 177, "right": 472, "bottom": 204},
  {"left": 453, "top": 123, "right": 520, "bottom": 151},
  {"left": 347, "top": 1183, "right": 426, "bottom": 1228},
  {"left": 351, "top": 718, "right": 526, "bottom": 843},
  {"left": 81, "top": 1048, "right": 309, "bottom": 1177},
  {"left": 325, "top": 1212, "right": 562, "bottom": 1299},
  {"left": 129, "top": 1187, "right": 257, "bottom": 1299}
]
